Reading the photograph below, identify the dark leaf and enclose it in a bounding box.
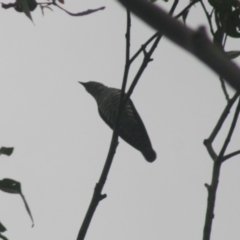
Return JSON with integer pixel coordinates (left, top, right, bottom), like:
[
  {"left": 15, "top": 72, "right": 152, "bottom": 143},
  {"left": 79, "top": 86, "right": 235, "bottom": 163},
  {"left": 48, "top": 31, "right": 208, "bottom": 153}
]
[
  {"left": 17, "top": 0, "right": 33, "bottom": 22},
  {"left": 182, "top": 9, "right": 189, "bottom": 24},
  {"left": 40, "top": 5, "right": 44, "bottom": 15},
  {"left": 43, "top": 5, "right": 53, "bottom": 12},
  {"left": 14, "top": 0, "right": 37, "bottom": 22},
  {"left": 0, "top": 179, "right": 21, "bottom": 194},
  {"left": 0, "top": 147, "right": 14, "bottom": 156},
  {"left": 20, "top": 191, "right": 34, "bottom": 227},
  {"left": 0, "top": 179, "right": 34, "bottom": 226},
  {"left": 0, "top": 233, "right": 8, "bottom": 240},
  {"left": 0, "top": 222, "right": 6, "bottom": 233},
  {"left": 226, "top": 51, "right": 240, "bottom": 59}
]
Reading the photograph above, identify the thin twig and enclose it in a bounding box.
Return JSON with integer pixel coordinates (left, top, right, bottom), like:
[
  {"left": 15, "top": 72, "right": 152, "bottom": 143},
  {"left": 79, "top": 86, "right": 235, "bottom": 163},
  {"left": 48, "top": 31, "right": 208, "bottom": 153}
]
[
  {"left": 76, "top": 9, "right": 131, "bottom": 240},
  {"left": 52, "top": 2, "right": 105, "bottom": 16},
  {"left": 126, "top": 34, "right": 161, "bottom": 101},
  {"left": 129, "top": 32, "right": 158, "bottom": 64},
  {"left": 218, "top": 98, "right": 240, "bottom": 160},
  {"left": 203, "top": 97, "right": 240, "bottom": 240},
  {"left": 203, "top": 92, "right": 239, "bottom": 160},
  {"left": 117, "top": 0, "right": 240, "bottom": 92},
  {"left": 174, "top": 0, "right": 200, "bottom": 19},
  {"left": 219, "top": 77, "right": 230, "bottom": 102},
  {"left": 77, "top": 1, "right": 180, "bottom": 239},
  {"left": 222, "top": 150, "right": 240, "bottom": 162},
  {"left": 169, "top": 0, "right": 178, "bottom": 16},
  {"left": 126, "top": 0, "right": 178, "bottom": 99},
  {"left": 199, "top": 0, "right": 214, "bottom": 36},
  {"left": 2, "top": 0, "right": 105, "bottom": 16},
  {"left": 130, "top": 0, "right": 178, "bottom": 64},
  {"left": 205, "top": 91, "right": 238, "bottom": 142}
]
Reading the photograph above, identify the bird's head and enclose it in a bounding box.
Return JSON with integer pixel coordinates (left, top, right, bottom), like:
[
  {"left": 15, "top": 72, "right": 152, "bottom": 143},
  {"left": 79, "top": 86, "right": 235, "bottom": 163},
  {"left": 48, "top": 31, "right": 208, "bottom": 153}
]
[{"left": 79, "top": 81, "right": 106, "bottom": 99}]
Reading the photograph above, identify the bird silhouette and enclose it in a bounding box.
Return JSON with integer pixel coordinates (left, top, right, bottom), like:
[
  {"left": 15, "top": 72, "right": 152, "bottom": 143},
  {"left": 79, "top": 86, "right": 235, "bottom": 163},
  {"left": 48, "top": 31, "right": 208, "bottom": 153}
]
[{"left": 79, "top": 81, "right": 156, "bottom": 162}]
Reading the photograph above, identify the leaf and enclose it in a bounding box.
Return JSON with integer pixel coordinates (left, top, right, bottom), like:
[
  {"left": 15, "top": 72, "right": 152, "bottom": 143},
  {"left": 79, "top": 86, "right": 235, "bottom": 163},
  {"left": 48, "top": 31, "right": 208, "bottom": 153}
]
[
  {"left": 43, "top": 5, "right": 53, "bottom": 12},
  {"left": 27, "top": 0, "right": 37, "bottom": 11},
  {"left": 40, "top": 5, "right": 44, "bottom": 15},
  {"left": 0, "top": 179, "right": 21, "bottom": 194},
  {"left": 19, "top": 0, "right": 32, "bottom": 22},
  {"left": 15, "top": 0, "right": 34, "bottom": 23},
  {"left": 182, "top": 9, "right": 189, "bottom": 24},
  {"left": 0, "top": 179, "right": 34, "bottom": 227},
  {"left": 226, "top": 51, "right": 240, "bottom": 59},
  {"left": 20, "top": 191, "right": 34, "bottom": 227},
  {"left": 58, "top": 0, "right": 64, "bottom": 4},
  {"left": 0, "top": 222, "right": 6, "bottom": 233},
  {"left": 0, "top": 147, "right": 14, "bottom": 156},
  {"left": 0, "top": 233, "right": 8, "bottom": 240}
]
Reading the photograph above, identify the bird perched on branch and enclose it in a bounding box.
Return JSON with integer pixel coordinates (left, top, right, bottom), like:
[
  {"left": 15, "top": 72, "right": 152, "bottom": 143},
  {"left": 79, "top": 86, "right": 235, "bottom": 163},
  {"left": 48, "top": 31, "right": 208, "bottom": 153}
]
[{"left": 79, "top": 81, "right": 156, "bottom": 162}]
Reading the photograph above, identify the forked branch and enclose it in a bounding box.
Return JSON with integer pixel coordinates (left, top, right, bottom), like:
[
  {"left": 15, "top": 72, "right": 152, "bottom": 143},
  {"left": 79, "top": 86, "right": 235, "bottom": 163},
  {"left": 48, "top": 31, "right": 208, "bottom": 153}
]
[{"left": 203, "top": 95, "right": 240, "bottom": 240}]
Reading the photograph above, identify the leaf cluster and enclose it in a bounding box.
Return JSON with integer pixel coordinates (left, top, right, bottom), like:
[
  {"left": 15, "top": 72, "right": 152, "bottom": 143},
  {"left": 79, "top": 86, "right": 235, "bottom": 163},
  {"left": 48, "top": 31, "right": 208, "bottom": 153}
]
[
  {"left": 0, "top": 148, "right": 33, "bottom": 240},
  {"left": 2, "top": 0, "right": 105, "bottom": 23}
]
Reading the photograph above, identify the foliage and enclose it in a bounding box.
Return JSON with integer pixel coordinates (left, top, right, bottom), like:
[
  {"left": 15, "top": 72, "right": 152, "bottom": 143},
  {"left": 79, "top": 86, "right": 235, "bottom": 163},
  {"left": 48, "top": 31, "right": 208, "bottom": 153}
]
[
  {"left": 1, "top": 0, "right": 105, "bottom": 23},
  {"left": 0, "top": 148, "right": 33, "bottom": 239}
]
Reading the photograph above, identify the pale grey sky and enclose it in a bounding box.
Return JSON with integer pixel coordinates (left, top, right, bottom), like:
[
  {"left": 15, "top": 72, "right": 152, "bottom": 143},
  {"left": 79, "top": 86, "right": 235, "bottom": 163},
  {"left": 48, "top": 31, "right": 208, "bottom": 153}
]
[{"left": 0, "top": 0, "right": 239, "bottom": 240}]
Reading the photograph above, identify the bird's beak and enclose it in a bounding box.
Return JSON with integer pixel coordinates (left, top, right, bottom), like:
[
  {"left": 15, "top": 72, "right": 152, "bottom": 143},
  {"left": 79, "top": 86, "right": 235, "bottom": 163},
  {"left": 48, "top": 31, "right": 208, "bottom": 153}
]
[{"left": 79, "top": 82, "right": 86, "bottom": 87}]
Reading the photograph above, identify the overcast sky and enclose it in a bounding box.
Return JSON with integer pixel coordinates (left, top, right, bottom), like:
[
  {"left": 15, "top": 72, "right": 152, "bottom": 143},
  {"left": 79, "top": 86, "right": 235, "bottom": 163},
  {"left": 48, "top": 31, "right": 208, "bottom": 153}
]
[{"left": 0, "top": 0, "right": 239, "bottom": 240}]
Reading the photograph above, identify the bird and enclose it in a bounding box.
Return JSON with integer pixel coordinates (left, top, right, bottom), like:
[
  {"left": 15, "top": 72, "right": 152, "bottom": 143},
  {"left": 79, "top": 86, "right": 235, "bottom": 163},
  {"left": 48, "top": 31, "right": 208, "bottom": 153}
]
[{"left": 79, "top": 81, "right": 156, "bottom": 162}]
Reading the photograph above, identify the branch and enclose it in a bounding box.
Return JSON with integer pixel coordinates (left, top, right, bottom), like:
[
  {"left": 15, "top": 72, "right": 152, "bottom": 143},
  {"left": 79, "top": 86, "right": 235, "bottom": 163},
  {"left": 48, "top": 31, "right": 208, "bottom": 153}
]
[
  {"left": 199, "top": 0, "right": 214, "bottom": 36},
  {"left": 77, "top": 1, "right": 180, "bottom": 239},
  {"left": 174, "top": 0, "right": 200, "bottom": 19},
  {"left": 203, "top": 97, "right": 240, "bottom": 240},
  {"left": 222, "top": 150, "right": 240, "bottom": 162},
  {"left": 3, "top": 0, "right": 106, "bottom": 17},
  {"left": 117, "top": 0, "right": 240, "bottom": 92},
  {"left": 219, "top": 77, "right": 229, "bottom": 102},
  {"left": 203, "top": 92, "right": 239, "bottom": 160},
  {"left": 126, "top": 0, "right": 178, "bottom": 100},
  {"left": 52, "top": 3, "right": 105, "bottom": 17},
  {"left": 169, "top": 0, "right": 178, "bottom": 16},
  {"left": 130, "top": 0, "right": 179, "bottom": 64},
  {"left": 218, "top": 97, "right": 240, "bottom": 160},
  {"left": 125, "top": 34, "right": 161, "bottom": 102},
  {"left": 129, "top": 32, "right": 158, "bottom": 64},
  {"left": 76, "top": 9, "right": 131, "bottom": 240},
  {"left": 1, "top": 2, "right": 16, "bottom": 9}
]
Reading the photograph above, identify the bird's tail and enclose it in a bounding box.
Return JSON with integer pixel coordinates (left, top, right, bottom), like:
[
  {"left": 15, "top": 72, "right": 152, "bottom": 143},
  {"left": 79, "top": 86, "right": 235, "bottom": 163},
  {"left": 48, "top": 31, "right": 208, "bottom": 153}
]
[{"left": 142, "top": 148, "right": 157, "bottom": 162}]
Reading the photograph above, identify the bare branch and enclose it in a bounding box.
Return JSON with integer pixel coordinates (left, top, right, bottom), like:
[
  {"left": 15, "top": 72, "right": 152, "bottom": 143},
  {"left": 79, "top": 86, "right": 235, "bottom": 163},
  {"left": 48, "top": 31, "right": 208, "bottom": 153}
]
[
  {"left": 203, "top": 97, "right": 240, "bottom": 240},
  {"left": 130, "top": 32, "right": 158, "bottom": 64},
  {"left": 203, "top": 92, "right": 239, "bottom": 160},
  {"left": 222, "top": 150, "right": 240, "bottom": 162},
  {"left": 218, "top": 98, "right": 240, "bottom": 160},
  {"left": 219, "top": 77, "right": 229, "bottom": 102},
  {"left": 77, "top": 2, "right": 180, "bottom": 239},
  {"left": 126, "top": 0, "right": 178, "bottom": 100},
  {"left": 174, "top": 0, "right": 200, "bottom": 19},
  {"left": 117, "top": 0, "right": 240, "bottom": 92},
  {"left": 203, "top": 139, "right": 217, "bottom": 161},
  {"left": 52, "top": 3, "right": 105, "bottom": 17},
  {"left": 199, "top": 0, "right": 214, "bottom": 36},
  {"left": 76, "top": 9, "right": 131, "bottom": 240},
  {"left": 130, "top": 0, "right": 179, "bottom": 64}
]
